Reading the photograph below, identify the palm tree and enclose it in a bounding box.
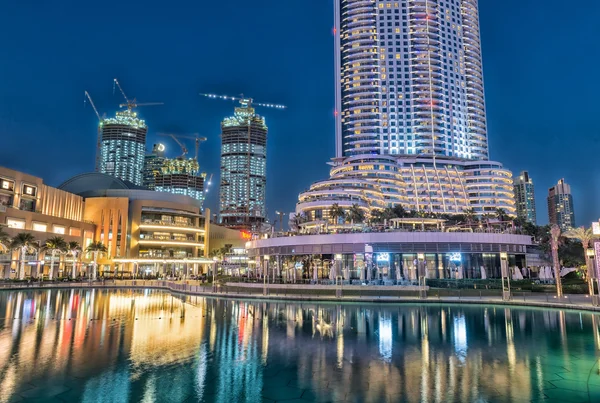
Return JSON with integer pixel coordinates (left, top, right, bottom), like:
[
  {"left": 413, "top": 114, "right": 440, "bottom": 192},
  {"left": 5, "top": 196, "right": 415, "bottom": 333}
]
[
  {"left": 495, "top": 208, "right": 508, "bottom": 222},
  {"left": 463, "top": 208, "right": 477, "bottom": 225},
  {"left": 563, "top": 226, "right": 598, "bottom": 296},
  {"left": 391, "top": 205, "right": 407, "bottom": 219},
  {"left": 348, "top": 204, "right": 365, "bottom": 225},
  {"left": 86, "top": 242, "right": 107, "bottom": 280},
  {"left": 289, "top": 213, "right": 307, "bottom": 233},
  {"left": 67, "top": 241, "right": 82, "bottom": 279},
  {"left": 10, "top": 233, "right": 37, "bottom": 280},
  {"left": 329, "top": 203, "right": 345, "bottom": 225},
  {"left": 550, "top": 224, "right": 563, "bottom": 298},
  {"left": 42, "top": 236, "right": 67, "bottom": 280}
]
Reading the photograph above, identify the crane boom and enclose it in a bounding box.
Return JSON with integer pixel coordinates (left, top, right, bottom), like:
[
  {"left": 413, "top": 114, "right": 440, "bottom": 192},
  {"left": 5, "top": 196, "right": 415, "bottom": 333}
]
[
  {"left": 158, "top": 133, "right": 189, "bottom": 157},
  {"left": 200, "top": 93, "right": 286, "bottom": 109},
  {"left": 84, "top": 91, "right": 101, "bottom": 121},
  {"left": 113, "top": 78, "right": 129, "bottom": 104},
  {"left": 114, "top": 78, "right": 163, "bottom": 111}
]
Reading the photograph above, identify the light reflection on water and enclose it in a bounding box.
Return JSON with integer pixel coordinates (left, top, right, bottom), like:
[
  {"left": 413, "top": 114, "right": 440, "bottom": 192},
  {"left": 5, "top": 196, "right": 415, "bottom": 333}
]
[{"left": 0, "top": 289, "right": 599, "bottom": 402}]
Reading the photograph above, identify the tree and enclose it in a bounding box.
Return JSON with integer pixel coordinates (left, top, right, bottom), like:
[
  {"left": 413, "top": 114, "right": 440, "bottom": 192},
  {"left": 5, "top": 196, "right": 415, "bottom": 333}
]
[
  {"left": 329, "top": 203, "right": 345, "bottom": 225},
  {"left": 42, "top": 236, "right": 67, "bottom": 280},
  {"left": 67, "top": 241, "right": 82, "bottom": 279},
  {"left": 10, "top": 233, "right": 37, "bottom": 280},
  {"left": 463, "top": 208, "right": 478, "bottom": 225},
  {"left": 289, "top": 213, "right": 307, "bottom": 233},
  {"left": 495, "top": 208, "right": 508, "bottom": 222},
  {"left": 391, "top": 205, "right": 407, "bottom": 219},
  {"left": 563, "top": 226, "right": 598, "bottom": 295},
  {"left": 86, "top": 242, "right": 107, "bottom": 280},
  {"left": 348, "top": 204, "right": 365, "bottom": 224}
]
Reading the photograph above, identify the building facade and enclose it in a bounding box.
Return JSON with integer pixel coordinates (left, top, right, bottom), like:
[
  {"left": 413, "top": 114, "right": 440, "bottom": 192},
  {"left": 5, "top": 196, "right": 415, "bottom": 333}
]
[
  {"left": 513, "top": 171, "right": 536, "bottom": 224},
  {"left": 219, "top": 99, "right": 267, "bottom": 230},
  {"left": 547, "top": 178, "right": 575, "bottom": 231},
  {"left": 297, "top": 0, "right": 515, "bottom": 220},
  {"left": 0, "top": 167, "right": 95, "bottom": 278},
  {"left": 98, "top": 109, "right": 148, "bottom": 186},
  {"left": 297, "top": 155, "right": 515, "bottom": 221},
  {"left": 142, "top": 143, "right": 166, "bottom": 190}
]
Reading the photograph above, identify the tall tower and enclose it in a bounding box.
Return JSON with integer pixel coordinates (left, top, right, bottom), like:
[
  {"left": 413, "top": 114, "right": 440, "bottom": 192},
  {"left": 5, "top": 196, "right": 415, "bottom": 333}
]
[
  {"left": 334, "top": 0, "right": 488, "bottom": 160},
  {"left": 98, "top": 109, "right": 147, "bottom": 185},
  {"left": 219, "top": 99, "right": 267, "bottom": 230},
  {"left": 143, "top": 143, "right": 166, "bottom": 190},
  {"left": 513, "top": 171, "right": 537, "bottom": 224},
  {"left": 548, "top": 179, "right": 575, "bottom": 231}
]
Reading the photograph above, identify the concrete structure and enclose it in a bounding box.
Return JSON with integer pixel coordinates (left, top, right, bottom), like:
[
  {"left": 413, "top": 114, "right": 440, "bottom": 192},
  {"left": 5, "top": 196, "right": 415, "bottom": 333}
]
[
  {"left": 60, "top": 172, "right": 211, "bottom": 277},
  {"left": 247, "top": 230, "right": 532, "bottom": 282},
  {"left": 98, "top": 109, "right": 147, "bottom": 186},
  {"left": 513, "top": 171, "right": 537, "bottom": 224},
  {"left": 0, "top": 167, "right": 95, "bottom": 278},
  {"left": 547, "top": 178, "right": 575, "bottom": 231},
  {"left": 298, "top": 0, "right": 516, "bottom": 220},
  {"left": 219, "top": 99, "right": 267, "bottom": 230}
]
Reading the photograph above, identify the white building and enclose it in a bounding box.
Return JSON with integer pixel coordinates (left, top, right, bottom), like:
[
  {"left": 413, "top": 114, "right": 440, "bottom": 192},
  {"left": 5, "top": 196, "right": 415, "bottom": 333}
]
[{"left": 297, "top": 0, "right": 515, "bottom": 219}]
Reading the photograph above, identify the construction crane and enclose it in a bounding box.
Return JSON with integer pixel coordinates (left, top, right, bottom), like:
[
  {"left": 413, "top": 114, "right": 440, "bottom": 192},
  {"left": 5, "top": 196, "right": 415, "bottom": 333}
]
[
  {"left": 84, "top": 91, "right": 105, "bottom": 171},
  {"left": 200, "top": 92, "right": 286, "bottom": 231},
  {"left": 157, "top": 133, "right": 207, "bottom": 160},
  {"left": 200, "top": 93, "right": 286, "bottom": 109},
  {"left": 113, "top": 78, "right": 164, "bottom": 111}
]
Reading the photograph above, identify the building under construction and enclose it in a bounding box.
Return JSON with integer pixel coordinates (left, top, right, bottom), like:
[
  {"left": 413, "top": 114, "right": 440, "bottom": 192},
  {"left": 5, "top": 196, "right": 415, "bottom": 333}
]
[
  {"left": 143, "top": 143, "right": 207, "bottom": 208},
  {"left": 219, "top": 100, "right": 267, "bottom": 230},
  {"left": 98, "top": 109, "right": 147, "bottom": 186}
]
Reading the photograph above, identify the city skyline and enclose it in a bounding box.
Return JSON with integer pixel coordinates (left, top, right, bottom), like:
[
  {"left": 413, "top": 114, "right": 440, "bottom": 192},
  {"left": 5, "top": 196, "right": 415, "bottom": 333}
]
[{"left": 0, "top": 0, "right": 599, "bottom": 225}]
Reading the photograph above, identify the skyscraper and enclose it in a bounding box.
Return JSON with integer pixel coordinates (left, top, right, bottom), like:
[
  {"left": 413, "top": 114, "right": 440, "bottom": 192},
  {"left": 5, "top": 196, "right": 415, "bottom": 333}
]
[
  {"left": 98, "top": 109, "right": 147, "bottom": 186},
  {"left": 334, "top": 0, "right": 487, "bottom": 159},
  {"left": 296, "top": 0, "right": 515, "bottom": 220},
  {"left": 513, "top": 171, "right": 537, "bottom": 224},
  {"left": 219, "top": 99, "right": 267, "bottom": 230},
  {"left": 548, "top": 178, "right": 575, "bottom": 231}
]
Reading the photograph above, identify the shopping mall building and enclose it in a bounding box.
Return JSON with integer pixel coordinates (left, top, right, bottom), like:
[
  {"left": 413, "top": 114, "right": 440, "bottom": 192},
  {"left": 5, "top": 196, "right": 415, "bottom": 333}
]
[{"left": 246, "top": 227, "right": 536, "bottom": 282}]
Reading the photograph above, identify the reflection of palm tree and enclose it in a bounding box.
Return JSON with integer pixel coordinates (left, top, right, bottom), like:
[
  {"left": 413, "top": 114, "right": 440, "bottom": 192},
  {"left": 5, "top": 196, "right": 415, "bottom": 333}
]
[
  {"left": 86, "top": 242, "right": 107, "bottom": 280},
  {"left": 10, "top": 233, "right": 37, "bottom": 280},
  {"left": 67, "top": 241, "right": 82, "bottom": 279},
  {"left": 563, "top": 226, "right": 598, "bottom": 295},
  {"left": 43, "top": 236, "right": 67, "bottom": 280}
]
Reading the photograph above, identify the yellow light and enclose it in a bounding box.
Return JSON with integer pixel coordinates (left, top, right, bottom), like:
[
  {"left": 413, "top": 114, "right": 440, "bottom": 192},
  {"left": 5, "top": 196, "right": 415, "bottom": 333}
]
[
  {"left": 264, "top": 255, "right": 270, "bottom": 260},
  {"left": 139, "top": 224, "right": 205, "bottom": 233},
  {"left": 500, "top": 252, "right": 508, "bottom": 259},
  {"left": 138, "top": 240, "right": 204, "bottom": 247}
]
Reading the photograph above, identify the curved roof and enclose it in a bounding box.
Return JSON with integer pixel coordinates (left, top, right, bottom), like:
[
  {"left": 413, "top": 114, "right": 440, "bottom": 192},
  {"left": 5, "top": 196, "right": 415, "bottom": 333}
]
[{"left": 58, "top": 172, "right": 142, "bottom": 194}]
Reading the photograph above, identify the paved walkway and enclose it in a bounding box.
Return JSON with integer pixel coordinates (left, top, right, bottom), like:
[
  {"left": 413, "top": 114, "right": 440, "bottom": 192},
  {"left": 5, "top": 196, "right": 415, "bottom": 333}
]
[{"left": 1, "top": 280, "right": 599, "bottom": 312}]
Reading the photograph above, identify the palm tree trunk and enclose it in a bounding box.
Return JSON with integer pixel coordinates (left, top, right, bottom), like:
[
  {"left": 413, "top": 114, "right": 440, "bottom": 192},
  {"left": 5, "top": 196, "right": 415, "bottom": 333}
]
[
  {"left": 72, "top": 256, "right": 77, "bottom": 279},
  {"left": 49, "top": 251, "right": 55, "bottom": 281},
  {"left": 552, "top": 246, "right": 563, "bottom": 297},
  {"left": 19, "top": 247, "right": 25, "bottom": 280},
  {"left": 93, "top": 252, "right": 98, "bottom": 280}
]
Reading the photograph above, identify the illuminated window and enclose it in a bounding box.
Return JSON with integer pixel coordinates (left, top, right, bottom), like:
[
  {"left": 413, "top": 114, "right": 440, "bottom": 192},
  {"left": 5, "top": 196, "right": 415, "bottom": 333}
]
[
  {"left": 32, "top": 222, "right": 47, "bottom": 232},
  {"left": 22, "top": 184, "right": 37, "bottom": 197},
  {"left": 70, "top": 228, "right": 81, "bottom": 237},
  {"left": 1, "top": 179, "right": 14, "bottom": 191},
  {"left": 7, "top": 218, "right": 25, "bottom": 229},
  {"left": 53, "top": 225, "right": 65, "bottom": 235}
]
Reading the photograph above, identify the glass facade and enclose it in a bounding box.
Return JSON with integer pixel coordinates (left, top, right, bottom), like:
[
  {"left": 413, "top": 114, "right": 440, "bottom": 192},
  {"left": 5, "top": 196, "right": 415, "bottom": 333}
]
[{"left": 513, "top": 171, "right": 537, "bottom": 224}]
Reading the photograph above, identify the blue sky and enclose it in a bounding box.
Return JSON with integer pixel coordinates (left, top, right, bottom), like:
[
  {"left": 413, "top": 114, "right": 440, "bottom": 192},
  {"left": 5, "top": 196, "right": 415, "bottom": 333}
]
[{"left": 0, "top": 0, "right": 598, "bottom": 226}]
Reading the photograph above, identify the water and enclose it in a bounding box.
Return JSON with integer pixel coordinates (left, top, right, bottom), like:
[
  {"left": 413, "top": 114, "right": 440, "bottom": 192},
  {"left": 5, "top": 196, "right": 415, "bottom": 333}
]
[{"left": 0, "top": 289, "right": 599, "bottom": 403}]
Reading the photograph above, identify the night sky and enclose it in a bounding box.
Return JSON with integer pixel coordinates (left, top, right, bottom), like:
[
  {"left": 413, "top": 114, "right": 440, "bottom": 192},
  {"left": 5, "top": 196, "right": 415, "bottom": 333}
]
[{"left": 1, "top": 0, "right": 598, "bottom": 226}]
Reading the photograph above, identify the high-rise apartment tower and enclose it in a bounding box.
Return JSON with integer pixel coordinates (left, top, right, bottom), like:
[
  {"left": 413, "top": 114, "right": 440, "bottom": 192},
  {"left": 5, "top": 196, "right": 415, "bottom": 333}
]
[
  {"left": 513, "top": 171, "right": 537, "bottom": 224},
  {"left": 548, "top": 178, "right": 575, "bottom": 231},
  {"left": 334, "top": 0, "right": 488, "bottom": 159},
  {"left": 219, "top": 99, "right": 267, "bottom": 230},
  {"left": 98, "top": 109, "right": 147, "bottom": 186}
]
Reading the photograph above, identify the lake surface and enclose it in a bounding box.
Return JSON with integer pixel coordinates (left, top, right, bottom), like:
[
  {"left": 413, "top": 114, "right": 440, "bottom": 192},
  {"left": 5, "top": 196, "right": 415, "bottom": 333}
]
[{"left": 0, "top": 289, "right": 599, "bottom": 402}]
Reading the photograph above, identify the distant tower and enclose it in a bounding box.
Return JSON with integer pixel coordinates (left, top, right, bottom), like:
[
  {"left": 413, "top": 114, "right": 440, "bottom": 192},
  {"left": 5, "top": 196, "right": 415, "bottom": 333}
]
[
  {"left": 547, "top": 178, "right": 575, "bottom": 230},
  {"left": 98, "top": 109, "right": 147, "bottom": 186},
  {"left": 143, "top": 143, "right": 166, "bottom": 190},
  {"left": 513, "top": 171, "right": 537, "bottom": 224},
  {"left": 219, "top": 99, "right": 267, "bottom": 230}
]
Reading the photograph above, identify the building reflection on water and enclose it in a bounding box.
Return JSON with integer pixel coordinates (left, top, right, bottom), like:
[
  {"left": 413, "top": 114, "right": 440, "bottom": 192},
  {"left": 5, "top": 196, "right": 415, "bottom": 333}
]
[{"left": 0, "top": 289, "right": 599, "bottom": 402}]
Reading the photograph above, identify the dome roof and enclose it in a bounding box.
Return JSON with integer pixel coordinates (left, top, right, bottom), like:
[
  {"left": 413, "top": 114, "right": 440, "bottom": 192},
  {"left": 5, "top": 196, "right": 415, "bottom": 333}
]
[{"left": 58, "top": 172, "right": 143, "bottom": 195}]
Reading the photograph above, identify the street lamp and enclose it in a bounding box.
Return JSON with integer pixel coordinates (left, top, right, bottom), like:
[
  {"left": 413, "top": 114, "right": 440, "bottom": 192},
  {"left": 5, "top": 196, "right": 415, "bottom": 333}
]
[{"left": 263, "top": 255, "right": 270, "bottom": 296}]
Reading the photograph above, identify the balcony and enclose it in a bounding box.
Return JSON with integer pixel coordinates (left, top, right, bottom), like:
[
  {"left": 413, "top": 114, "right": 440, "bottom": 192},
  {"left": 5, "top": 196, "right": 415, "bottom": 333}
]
[{"left": 139, "top": 220, "right": 205, "bottom": 233}]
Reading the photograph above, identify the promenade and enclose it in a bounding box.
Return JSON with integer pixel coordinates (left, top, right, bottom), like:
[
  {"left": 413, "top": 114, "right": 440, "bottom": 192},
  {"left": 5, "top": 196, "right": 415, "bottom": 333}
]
[{"left": 1, "top": 280, "right": 599, "bottom": 313}]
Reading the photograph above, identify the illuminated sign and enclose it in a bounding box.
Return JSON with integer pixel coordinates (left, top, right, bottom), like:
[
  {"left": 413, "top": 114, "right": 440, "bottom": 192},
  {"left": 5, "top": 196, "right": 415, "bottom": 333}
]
[
  {"left": 240, "top": 231, "right": 252, "bottom": 240},
  {"left": 377, "top": 253, "right": 390, "bottom": 262},
  {"left": 593, "top": 222, "right": 600, "bottom": 236},
  {"left": 449, "top": 252, "right": 462, "bottom": 262}
]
